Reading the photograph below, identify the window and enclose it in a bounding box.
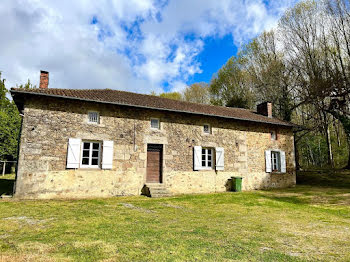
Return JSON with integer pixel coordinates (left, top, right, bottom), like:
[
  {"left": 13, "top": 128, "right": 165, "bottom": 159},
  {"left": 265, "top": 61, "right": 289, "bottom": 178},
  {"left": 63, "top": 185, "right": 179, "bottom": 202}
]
[
  {"left": 203, "top": 124, "right": 211, "bottom": 134},
  {"left": 81, "top": 141, "right": 101, "bottom": 168},
  {"left": 151, "top": 118, "right": 160, "bottom": 129},
  {"left": 271, "top": 151, "right": 281, "bottom": 172},
  {"left": 201, "top": 148, "right": 213, "bottom": 169},
  {"left": 271, "top": 130, "right": 277, "bottom": 140},
  {"left": 88, "top": 111, "right": 99, "bottom": 124}
]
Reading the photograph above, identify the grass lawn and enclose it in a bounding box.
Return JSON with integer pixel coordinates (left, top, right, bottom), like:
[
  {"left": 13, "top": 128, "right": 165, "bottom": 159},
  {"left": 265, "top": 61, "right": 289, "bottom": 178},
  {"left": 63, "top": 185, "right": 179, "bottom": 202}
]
[{"left": 0, "top": 171, "right": 350, "bottom": 262}]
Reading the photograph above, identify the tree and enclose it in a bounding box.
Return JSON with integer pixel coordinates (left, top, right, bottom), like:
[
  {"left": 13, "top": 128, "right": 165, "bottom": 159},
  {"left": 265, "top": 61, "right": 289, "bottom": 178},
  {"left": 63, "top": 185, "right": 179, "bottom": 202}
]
[
  {"left": 0, "top": 73, "right": 21, "bottom": 162},
  {"left": 183, "top": 82, "right": 210, "bottom": 104},
  {"left": 209, "top": 0, "right": 350, "bottom": 168},
  {"left": 209, "top": 56, "right": 255, "bottom": 109},
  {"left": 16, "top": 79, "right": 36, "bottom": 89},
  {"left": 152, "top": 84, "right": 211, "bottom": 104},
  {"left": 244, "top": 31, "right": 297, "bottom": 121},
  {"left": 279, "top": 0, "right": 350, "bottom": 168},
  {"left": 159, "top": 92, "right": 182, "bottom": 100}
]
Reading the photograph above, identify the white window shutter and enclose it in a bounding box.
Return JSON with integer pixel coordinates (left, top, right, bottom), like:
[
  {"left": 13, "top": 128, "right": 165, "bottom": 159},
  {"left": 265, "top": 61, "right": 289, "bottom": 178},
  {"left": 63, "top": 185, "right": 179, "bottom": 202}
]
[
  {"left": 265, "top": 150, "right": 272, "bottom": 173},
  {"left": 102, "top": 140, "right": 114, "bottom": 169},
  {"left": 193, "top": 146, "right": 202, "bottom": 171},
  {"left": 67, "top": 138, "right": 81, "bottom": 168},
  {"left": 280, "top": 151, "right": 286, "bottom": 173},
  {"left": 215, "top": 147, "right": 224, "bottom": 170}
]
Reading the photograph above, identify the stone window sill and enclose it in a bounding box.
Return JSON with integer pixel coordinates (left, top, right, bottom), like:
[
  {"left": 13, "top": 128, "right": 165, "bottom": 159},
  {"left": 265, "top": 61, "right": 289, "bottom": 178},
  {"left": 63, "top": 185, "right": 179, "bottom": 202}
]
[{"left": 77, "top": 168, "right": 102, "bottom": 171}]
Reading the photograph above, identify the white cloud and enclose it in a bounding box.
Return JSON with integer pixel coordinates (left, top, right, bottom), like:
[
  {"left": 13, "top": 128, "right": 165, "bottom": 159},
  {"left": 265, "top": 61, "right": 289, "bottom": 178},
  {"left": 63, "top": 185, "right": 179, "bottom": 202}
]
[{"left": 0, "top": 0, "right": 299, "bottom": 94}]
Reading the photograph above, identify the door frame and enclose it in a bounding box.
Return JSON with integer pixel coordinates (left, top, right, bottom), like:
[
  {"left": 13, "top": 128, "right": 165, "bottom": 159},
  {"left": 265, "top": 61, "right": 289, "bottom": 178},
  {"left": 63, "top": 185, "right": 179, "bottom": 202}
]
[{"left": 146, "top": 144, "right": 163, "bottom": 183}]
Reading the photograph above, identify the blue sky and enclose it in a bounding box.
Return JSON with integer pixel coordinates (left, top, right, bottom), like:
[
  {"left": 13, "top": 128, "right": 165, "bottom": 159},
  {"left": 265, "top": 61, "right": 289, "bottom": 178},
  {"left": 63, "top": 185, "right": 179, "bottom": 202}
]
[
  {"left": 188, "top": 35, "right": 238, "bottom": 86},
  {"left": 0, "top": 0, "right": 300, "bottom": 94}
]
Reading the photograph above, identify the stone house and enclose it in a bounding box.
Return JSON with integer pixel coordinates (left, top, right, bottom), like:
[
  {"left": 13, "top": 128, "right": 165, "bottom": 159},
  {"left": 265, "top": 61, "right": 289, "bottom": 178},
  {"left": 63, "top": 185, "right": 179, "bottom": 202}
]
[{"left": 11, "top": 71, "right": 296, "bottom": 199}]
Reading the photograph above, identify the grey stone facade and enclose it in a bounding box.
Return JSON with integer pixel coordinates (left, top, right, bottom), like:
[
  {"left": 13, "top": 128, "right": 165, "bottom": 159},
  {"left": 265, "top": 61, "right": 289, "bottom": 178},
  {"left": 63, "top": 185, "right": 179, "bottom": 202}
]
[{"left": 15, "top": 96, "right": 296, "bottom": 199}]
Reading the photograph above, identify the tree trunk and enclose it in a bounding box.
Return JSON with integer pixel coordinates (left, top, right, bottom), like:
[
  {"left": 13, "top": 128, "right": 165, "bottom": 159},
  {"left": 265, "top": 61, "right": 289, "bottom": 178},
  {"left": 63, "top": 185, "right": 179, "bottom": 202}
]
[
  {"left": 330, "top": 113, "right": 350, "bottom": 169},
  {"left": 346, "top": 134, "right": 350, "bottom": 169},
  {"left": 325, "top": 124, "right": 334, "bottom": 167},
  {"left": 321, "top": 109, "right": 334, "bottom": 167},
  {"left": 308, "top": 143, "right": 315, "bottom": 167},
  {"left": 334, "top": 120, "right": 341, "bottom": 147}
]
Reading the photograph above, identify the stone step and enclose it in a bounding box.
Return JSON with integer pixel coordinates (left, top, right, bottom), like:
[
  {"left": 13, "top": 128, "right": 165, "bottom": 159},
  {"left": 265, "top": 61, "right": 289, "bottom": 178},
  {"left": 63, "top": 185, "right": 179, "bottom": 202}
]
[
  {"left": 151, "top": 194, "right": 171, "bottom": 198},
  {"left": 143, "top": 183, "right": 172, "bottom": 198},
  {"left": 151, "top": 191, "right": 169, "bottom": 195},
  {"left": 146, "top": 183, "right": 165, "bottom": 188},
  {"left": 148, "top": 187, "right": 167, "bottom": 190},
  {"left": 148, "top": 187, "right": 168, "bottom": 191},
  {"left": 151, "top": 191, "right": 171, "bottom": 198}
]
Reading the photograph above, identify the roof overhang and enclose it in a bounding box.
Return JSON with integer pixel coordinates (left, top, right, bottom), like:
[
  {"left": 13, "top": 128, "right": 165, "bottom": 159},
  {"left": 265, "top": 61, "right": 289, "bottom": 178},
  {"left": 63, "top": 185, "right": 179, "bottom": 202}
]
[{"left": 10, "top": 89, "right": 295, "bottom": 128}]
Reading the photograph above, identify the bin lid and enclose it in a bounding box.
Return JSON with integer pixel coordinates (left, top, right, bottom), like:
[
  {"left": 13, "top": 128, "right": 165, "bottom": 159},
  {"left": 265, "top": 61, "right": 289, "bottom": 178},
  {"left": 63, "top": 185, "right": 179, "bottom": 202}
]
[{"left": 231, "top": 176, "right": 243, "bottom": 179}]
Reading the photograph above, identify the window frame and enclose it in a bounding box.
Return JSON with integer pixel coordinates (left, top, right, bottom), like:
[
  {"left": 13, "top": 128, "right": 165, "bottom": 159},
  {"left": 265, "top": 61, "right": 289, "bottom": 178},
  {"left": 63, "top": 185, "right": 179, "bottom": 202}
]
[
  {"left": 271, "top": 151, "right": 281, "bottom": 172},
  {"left": 201, "top": 147, "right": 214, "bottom": 170},
  {"left": 150, "top": 118, "right": 160, "bottom": 130},
  {"left": 88, "top": 111, "right": 100, "bottom": 124},
  {"left": 203, "top": 124, "right": 211, "bottom": 134},
  {"left": 270, "top": 130, "right": 277, "bottom": 140},
  {"left": 80, "top": 141, "right": 102, "bottom": 168}
]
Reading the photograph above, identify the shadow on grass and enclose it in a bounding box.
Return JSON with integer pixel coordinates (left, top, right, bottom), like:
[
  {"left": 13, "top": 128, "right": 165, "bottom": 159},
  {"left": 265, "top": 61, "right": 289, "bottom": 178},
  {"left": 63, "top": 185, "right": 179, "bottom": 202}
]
[
  {"left": 297, "top": 169, "right": 350, "bottom": 189},
  {"left": 256, "top": 170, "right": 350, "bottom": 208},
  {"left": 0, "top": 175, "right": 15, "bottom": 195}
]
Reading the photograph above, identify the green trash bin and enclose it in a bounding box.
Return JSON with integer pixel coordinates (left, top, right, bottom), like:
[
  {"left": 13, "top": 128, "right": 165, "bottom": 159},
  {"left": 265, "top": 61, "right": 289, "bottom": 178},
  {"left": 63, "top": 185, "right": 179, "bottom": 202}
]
[{"left": 231, "top": 176, "right": 243, "bottom": 192}]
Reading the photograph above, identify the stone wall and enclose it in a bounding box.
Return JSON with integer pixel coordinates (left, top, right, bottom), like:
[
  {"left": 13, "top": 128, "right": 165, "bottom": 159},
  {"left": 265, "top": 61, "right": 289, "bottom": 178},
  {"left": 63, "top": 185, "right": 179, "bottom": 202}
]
[{"left": 15, "top": 96, "right": 296, "bottom": 199}]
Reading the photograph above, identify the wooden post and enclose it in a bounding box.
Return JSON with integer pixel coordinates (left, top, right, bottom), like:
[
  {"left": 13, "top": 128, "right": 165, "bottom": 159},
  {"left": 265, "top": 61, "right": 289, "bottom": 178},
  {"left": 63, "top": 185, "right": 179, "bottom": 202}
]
[{"left": 2, "top": 161, "right": 5, "bottom": 176}]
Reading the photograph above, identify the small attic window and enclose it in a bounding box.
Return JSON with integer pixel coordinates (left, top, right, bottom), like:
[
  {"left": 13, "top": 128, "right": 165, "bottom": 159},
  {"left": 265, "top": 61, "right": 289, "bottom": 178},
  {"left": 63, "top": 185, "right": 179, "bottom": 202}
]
[
  {"left": 88, "top": 111, "right": 99, "bottom": 124},
  {"left": 150, "top": 118, "right": 160, "bottom": 129},
  {"left": 203, "top": 124, "right": 211, "bottom": 134},
  {"left": 271, "top": 130, "right": 277, "bottom": 140}
]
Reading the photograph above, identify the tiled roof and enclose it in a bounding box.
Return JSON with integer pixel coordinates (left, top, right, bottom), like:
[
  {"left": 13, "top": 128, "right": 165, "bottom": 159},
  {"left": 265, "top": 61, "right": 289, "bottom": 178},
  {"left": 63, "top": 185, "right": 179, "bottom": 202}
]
[{"left": 10, "top": 88, "right": 294, "bottom": 127}]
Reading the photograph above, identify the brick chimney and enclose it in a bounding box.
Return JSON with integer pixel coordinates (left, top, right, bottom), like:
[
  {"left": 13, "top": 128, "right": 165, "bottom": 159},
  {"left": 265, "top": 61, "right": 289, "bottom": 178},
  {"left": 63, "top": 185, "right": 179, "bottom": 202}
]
[
  {"left": 39, "top": 70, "right": 49, "bottom": 89},
  {"left": 257, "top": 102, "right": 273, "bottom": 118}
]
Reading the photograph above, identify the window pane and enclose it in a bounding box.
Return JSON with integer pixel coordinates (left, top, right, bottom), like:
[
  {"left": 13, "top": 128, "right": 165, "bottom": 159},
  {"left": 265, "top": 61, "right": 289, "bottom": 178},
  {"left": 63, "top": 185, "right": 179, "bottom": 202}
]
[
  {"left": 91, "top": 158, "right": 99, "bottom": 165},
  {"left": 276, "top": 153, "right": 280, "bottom": 170},
  {"left": 151, "top": 119, "right": 159, "bottom": 128},
  {"left": 202, "top": 161, "right": 206, "bottom": 167},
  {"left": 83, "top": 143, "right": 90, "bottom": 149},
  {"left": 208, "top": 161, "right": 212, "bottom": 167},
  {"left": 82, "top": 158, "right": 89, "bottom": 165},
  {"left": 202, "top": 154, "right": 206, "bottom": 161},
  {"left": 93, "top": 143, "right": 99, "bottom": 150},
  {"left": 208, "top": 155, "right": 211, "bottom": 160},
  {"left": 202, "top": 149, "right": 205, "bottom": 154},
  {"left": 271, "top": 152, "right": 280, "bottom": 171},
  {"left": 204, "top": 125, "right": 210, "bottom": 133},
  {"left": 88, "top": 112, "right": 99, "bottom": 123},
  {"left": 271, "top": 131, "right": 276, "bottom": 140},
  {"left": 83, "top": 150, "right": 89, "bottom": 157},
  {"left": 92, "top": 150, "right": 99, "bottom": 157}
]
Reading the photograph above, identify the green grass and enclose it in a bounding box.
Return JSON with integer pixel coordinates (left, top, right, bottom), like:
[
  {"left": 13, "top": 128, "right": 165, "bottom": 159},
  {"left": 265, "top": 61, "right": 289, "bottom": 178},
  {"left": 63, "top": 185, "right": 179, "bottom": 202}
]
[{"left": 0, "top": 171, "right": 350, "bottom": 261}]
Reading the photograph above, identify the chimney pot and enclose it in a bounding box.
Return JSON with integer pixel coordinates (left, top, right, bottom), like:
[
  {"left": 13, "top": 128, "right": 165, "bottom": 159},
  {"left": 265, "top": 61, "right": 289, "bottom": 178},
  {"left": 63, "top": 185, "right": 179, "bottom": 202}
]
[
  {"left": 257, "top": 102, "right": 273, "bottom": 118},
  {"left": 39, "top": 70, "right": 49, "bottom": 89}
]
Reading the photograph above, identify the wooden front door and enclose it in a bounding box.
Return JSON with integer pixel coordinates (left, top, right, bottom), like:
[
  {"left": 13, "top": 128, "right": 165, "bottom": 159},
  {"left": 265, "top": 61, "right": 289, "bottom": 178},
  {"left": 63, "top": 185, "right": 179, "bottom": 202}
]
[{"left": 146, "top": 144, "right": 163, "bottom": 183}]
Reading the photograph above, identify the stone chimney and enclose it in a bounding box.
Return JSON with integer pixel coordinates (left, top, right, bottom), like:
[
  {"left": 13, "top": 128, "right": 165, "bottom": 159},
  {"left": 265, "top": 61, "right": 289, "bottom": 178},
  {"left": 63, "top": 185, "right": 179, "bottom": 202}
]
[
  {"left": 39, "top": 70, "right": 49, "bottom": 89},
  {"left": 257, "top": 102, "right": 273, "bottom": 118}
]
